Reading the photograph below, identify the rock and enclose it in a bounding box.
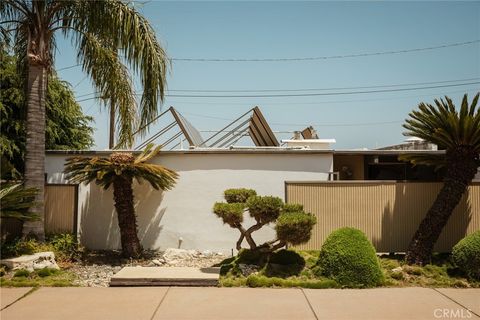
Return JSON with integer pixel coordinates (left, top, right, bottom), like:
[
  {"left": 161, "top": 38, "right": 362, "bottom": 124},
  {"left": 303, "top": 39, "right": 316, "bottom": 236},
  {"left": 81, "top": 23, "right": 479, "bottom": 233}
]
[
  {"left": 1, "top": 252, "right": 59, "bottom": 272},
  {"left": 238, "top": 264, "right": 259, "bottom": 277},
  {"left": 392, "top": 266, "right": 403, "bottom": 273},
  {"left": 152, "top": 259, "right": 164, "bottom": 266},
  {"left": 162, "top": 248, "right": 194, "bottom": 262}
]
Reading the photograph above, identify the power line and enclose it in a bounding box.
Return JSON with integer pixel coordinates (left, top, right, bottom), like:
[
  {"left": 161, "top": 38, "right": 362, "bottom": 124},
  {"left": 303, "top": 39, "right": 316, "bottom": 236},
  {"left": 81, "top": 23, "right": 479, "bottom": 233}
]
[
  {"left": 167, "top": 77, "right": 480, "bottom": 93},
  {"left": 162, "top": 87, "right": 480, "bottom": 106},
  {"left": 56, "top": 39, "right": 480, "bottom": 71},
  {"left": 164, "top": 82, "right": 480, "bottom": 98},
  {"left": 171, "top": 40, "right": 480, "bottom": 62},
  {"left": 73, "top": 77, "right": 480, "bottom": 99},
  {"left": 182, "top": 111, "right": 402, "bottom": 127},
  {"left": 74, "top": 80, "right": 480, "bottom": 102}
]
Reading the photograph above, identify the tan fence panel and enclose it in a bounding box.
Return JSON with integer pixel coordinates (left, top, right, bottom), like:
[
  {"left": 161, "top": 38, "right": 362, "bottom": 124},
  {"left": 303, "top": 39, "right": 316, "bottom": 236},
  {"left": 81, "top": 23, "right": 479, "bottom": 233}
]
[
  {"left": 44, "top": 185, "right": 77, "bottom": 233},
  {"left": 286, "top": 182, "right": 480, "bottom": 252}
]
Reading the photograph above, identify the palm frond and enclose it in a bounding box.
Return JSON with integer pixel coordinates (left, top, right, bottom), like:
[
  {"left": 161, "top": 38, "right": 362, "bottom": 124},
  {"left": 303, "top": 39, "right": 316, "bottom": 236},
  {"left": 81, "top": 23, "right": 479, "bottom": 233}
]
[
  {"left": 0, "top": 183, "right": 39, "bottom": 221},
  {"left": 65, "top": 0, "right": 168, "bottom": 145},
  {"left": 64, "top": 144, "right": 178, "bottom": 191},
  {"left": 403, "top": 93, "right": 480, "bottom": 152}
]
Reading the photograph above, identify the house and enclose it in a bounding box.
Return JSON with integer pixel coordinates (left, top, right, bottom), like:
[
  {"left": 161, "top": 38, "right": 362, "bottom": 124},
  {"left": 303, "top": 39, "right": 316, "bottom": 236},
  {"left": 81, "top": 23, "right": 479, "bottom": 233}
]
[{"left": 43, "top": 108, "right": 480, "bottom": 253}]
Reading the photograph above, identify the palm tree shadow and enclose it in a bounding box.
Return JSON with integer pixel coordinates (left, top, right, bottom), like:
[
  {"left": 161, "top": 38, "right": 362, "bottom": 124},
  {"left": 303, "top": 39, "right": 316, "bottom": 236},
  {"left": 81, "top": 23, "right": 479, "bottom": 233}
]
[
  {"left": 79, "top": 182, "right": 167, "bottom": 250},
  {"left": 373, "top": 183, "right": 471, "bottom": 253}
]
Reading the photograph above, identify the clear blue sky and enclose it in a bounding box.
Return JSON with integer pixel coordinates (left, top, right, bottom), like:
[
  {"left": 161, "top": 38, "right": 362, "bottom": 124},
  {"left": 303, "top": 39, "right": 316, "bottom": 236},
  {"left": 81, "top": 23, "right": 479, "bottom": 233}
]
[{"left": 55, "top": 1, "right": 480, "bottom": 150}]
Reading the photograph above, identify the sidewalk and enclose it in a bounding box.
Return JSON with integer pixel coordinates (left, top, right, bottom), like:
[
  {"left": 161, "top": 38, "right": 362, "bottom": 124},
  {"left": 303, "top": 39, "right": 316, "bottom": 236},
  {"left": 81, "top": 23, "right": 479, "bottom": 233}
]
[{"left": 1, "top": 287, "right": 479, "bottom": 320}]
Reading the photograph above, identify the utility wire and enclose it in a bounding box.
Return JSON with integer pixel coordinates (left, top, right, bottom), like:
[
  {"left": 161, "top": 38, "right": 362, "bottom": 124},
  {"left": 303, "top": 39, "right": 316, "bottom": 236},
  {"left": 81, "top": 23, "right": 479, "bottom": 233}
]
[
  {"left": 74, "top": 81, "right": 480, "bottom": 102},
  {"left": 56, "top": 39, "right": 480, "bottom": 71},
  {"left": 172, "top": 40, "right": 480, "bottom": 62},
  {"left": 181, "top": 111, "right": 402, "bottom": 127},
  {"left": 163, "top": 82, "right": 480, "bottom": 98},
  {"left": 167, "top": 77, "right": 480, "bottom": 92},
  {"left": 73, "top": 77, "right": 480, "bottom": 99}
]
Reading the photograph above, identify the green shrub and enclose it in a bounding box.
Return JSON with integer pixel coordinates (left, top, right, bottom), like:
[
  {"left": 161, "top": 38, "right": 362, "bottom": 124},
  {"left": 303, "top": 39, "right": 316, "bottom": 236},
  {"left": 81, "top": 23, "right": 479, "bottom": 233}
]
[
  {"left": 212, "top": 188, "right": 315, "bottom": 253},
  {"left": 36, "top": 268, "right": 58, "bottom": 278},
  {"left": 246, "top": 196, "right": 283, "bottom": 224},
  {"left": 46, "top": 233, "right": 82, "bottom": 262},
  {"left": 452, "top": 231, "right": 480, "bottom": 280},
  {"left": 317, "top": 227, "right": 384, "bottom": 287},
  {"left": 237, "top": 249, "right": 269, "bottom": 265},
  {"left": 213, "top": 203, "right": 245, "bottom": 227},
  {"left": 276, "top": 212, "right": 316, "bottom": 245},
  {"left": 224, "top": 189, "right": 257, "bottom": 203},
  {"left": 1, "top": 233, "right": 82, "bottom": 262},
  {"left": 13, "top": 269, "right": 30, "bottom": 278},
  {"left": 245, "top": 274, "right": 339, "bottom": 289},
  {"left": 283, "top": 203, "right": 304, "bottom": 213},
  {"left": 265, "top": 250, "right": 306, "bottom": 277}
]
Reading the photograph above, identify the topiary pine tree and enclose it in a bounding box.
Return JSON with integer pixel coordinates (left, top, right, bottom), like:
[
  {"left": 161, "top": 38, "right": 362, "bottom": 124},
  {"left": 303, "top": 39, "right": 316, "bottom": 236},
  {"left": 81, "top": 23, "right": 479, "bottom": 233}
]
[{"left": 213, "top": 188, "right": 316, "bottom": 253}]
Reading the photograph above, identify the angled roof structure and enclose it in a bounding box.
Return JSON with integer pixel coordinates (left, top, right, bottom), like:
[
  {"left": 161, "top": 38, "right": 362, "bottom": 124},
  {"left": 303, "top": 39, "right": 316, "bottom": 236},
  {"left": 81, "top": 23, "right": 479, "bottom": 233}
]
[
  {"left": 135, "top": 107, "right": 204, "bottom": 150},
  {"left": 135, "top": 106, "right": 279, "bottom": 150},
  {"left": 200, "top": 106, "right": 279, "bottom": 148}
]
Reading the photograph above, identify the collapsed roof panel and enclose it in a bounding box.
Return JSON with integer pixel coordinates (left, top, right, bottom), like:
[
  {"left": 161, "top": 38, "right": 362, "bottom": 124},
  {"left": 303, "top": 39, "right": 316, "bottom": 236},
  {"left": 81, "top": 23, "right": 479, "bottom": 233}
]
[
  {"left": 249, "top": 107, "right": 279, "bottom": 147},
  {"left": 135, "top": 107, "right": 204, "bottom": 150},
  {"left": 170, "top": 108, "right": 205, "bottom": 147},
  {"left": 203, "top": 106, "right": 280, "bottom": 148},
  {"left": 135, "top": 106, "right": 280, "bottom": 150}
]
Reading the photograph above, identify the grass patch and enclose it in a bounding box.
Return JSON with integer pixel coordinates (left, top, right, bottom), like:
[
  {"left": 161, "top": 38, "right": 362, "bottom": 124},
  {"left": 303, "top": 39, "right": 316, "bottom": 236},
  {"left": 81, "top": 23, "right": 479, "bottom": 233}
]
[
  {"left": 219, "top": 250, "right": 480, "bottom": 289},
  {"left": 0, "top": 269, "right": 77, "bottom": 287},
  {"left": 380, "top": 254, "right": 479, "bottom": 288}
]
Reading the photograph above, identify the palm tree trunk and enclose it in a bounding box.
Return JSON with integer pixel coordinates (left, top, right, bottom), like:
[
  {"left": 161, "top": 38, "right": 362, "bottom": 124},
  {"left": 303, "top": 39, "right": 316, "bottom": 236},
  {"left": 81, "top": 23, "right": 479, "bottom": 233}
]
[
  {"left": 112, "top": 176, "right": 142, "bottom": 258},
  {"left": 406, "top": 152, "right": 478, "bottom": 265},
  {"left": 22, "top": 64, "right": 47, "bottom": 240}
]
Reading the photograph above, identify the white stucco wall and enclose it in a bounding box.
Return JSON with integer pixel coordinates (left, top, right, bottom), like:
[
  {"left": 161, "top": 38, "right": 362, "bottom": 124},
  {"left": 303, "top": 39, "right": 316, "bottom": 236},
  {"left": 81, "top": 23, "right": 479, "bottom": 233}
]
[{"left": 45, "top": 151, "right": 333, "bottom": 253}]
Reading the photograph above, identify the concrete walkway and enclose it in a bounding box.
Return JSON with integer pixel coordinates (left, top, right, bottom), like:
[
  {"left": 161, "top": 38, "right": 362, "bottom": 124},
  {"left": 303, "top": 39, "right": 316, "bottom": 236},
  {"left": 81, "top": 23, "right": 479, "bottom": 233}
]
[{"left": 1, "top": 287, "right": 479, "bottom": 320}]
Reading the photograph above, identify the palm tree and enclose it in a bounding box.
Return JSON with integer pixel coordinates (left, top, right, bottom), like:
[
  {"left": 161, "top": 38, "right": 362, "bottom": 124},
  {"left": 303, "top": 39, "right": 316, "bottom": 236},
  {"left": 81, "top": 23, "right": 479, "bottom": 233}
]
[
  {"left": 64, "top": 144, "right": 178, "bottom": 258},
  {"left": 1, "top": 1, "right": 168, "bottom": 239},
  {"left": 401, "top": 93, "right": 480, "bottom": 265}
]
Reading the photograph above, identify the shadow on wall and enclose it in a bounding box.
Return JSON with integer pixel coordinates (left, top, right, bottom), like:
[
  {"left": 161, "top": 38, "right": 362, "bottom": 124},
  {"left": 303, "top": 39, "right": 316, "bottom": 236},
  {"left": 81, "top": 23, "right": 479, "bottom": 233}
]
[
  {"left": 80, "top": 182, "right": 167, "bottom": 250},
  {"left": 374, "top": 183, "right": 470, "bottom": 253}
]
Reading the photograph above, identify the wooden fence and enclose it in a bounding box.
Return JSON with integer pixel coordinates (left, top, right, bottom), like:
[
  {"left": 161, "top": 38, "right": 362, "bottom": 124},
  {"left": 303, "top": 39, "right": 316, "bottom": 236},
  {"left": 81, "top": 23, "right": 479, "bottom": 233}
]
[
  {"left": 285, "top": 181, "right": 480, "bottom": 252},
  {"left": 45, "top": 184, "right": 77, "bottom": 234}
]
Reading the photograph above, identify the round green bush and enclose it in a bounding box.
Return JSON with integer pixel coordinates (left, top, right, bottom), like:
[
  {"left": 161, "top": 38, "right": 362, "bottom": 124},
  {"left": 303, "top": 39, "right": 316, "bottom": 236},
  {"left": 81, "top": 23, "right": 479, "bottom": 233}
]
[
  {"left": 452, "top": 231, "right": 480, "bottom": 280},
  {"left": 13, "top": 269, "right": 31, "bottom": 278},
  {"left": 276, "top": 212, "right": 316, "bottom": 245},
  {"left": 224, "top": 188, "right": 257, "bottom": 203},
  {"left": 246, "top": 196, "right": 283, "bottom": 224},
  {"left": 317, "top": 227, "right": 384, "bottom": 287},
  {"left": 213, "top": 202, "right": 245, "bottom": 227}
]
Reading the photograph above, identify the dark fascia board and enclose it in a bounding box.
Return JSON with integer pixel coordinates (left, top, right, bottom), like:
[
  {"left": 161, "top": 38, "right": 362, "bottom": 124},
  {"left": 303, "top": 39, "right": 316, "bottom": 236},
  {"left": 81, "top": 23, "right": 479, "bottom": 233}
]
[
  {"left": 333, "top": 150, "right": 446, "bottom": 156},
  {"left": 46, "top": 149, "right": 447, "bottom": 156},
  {"left": 46, "top": 149, "right": 335, "bottom": 156}
]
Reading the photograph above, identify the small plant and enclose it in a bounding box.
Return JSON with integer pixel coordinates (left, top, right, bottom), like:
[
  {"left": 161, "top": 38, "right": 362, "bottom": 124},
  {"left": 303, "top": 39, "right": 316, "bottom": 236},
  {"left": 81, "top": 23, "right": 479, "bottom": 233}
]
[
  {"left": 13, "top": 269, "right": 30, "bottom": 278},
  {"left": 36, "top": 268, "right": 58, "bottom": 278},
  {"left": 452, "top": 231, "right": 480, "bottom": 280},
  {"left": 213, "top": 188, "right": 316, "bottom": 253},
  {"left": 46, "top": 233, "right": 83, "bottom": 262},
  {"left": 1, "top": 233, "right": 82, "bottom": 263},
  {"left": 317, "top": 227, "right": 384, "bottom": 287}
]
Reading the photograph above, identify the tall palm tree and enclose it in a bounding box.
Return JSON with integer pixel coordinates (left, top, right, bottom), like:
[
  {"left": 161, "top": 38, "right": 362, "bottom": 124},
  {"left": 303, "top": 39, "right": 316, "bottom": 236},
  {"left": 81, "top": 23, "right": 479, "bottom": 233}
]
[
  {"left": 1, "top": 1, "right": 168, "bottom": 239},
  {"left": 401, "top": 93, "right": 480, "bottom": 265},
  {"left": 64, "top": 144, "right": 178, "bottom": 258}
]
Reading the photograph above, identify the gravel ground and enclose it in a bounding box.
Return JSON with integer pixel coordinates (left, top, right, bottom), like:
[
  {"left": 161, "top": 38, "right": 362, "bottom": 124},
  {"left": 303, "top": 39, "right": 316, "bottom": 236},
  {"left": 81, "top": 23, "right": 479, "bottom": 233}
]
[{"left": 69, "top": 249, "right": 227, "bottom": 287}]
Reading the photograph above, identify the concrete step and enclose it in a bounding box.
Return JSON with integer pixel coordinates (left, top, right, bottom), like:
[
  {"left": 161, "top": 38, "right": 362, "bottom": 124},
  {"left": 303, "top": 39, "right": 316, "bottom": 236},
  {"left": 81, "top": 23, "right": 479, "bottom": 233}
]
[{"left": 109, "top": 266, "right": 220, "bottom": 287}]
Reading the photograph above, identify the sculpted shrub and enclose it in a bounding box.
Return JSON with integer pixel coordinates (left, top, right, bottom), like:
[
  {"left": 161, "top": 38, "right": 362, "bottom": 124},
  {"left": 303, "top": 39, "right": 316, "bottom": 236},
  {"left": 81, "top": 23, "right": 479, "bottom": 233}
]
[{"left": 213, "top": 188, "right": 316, "bottom": 252}]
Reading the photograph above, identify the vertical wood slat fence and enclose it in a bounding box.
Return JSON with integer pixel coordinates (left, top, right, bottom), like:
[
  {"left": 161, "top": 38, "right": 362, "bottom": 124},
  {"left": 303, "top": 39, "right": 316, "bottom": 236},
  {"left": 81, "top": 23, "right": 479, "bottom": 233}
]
[
  {"left": 44, "top": 184, "right": 77, "bottom": 234},
  {"left": 286, "top": 181, "right": 480, "bottom": 252}
]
